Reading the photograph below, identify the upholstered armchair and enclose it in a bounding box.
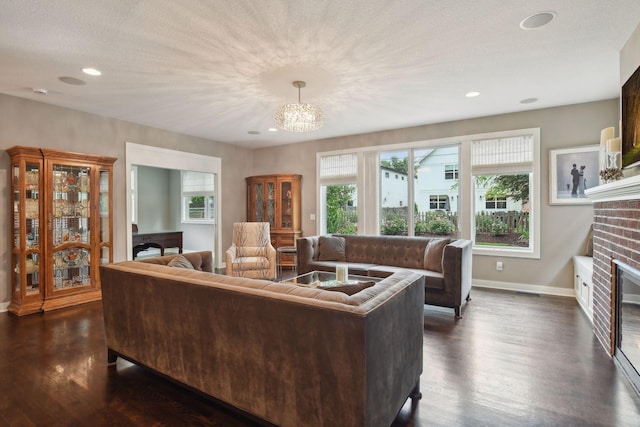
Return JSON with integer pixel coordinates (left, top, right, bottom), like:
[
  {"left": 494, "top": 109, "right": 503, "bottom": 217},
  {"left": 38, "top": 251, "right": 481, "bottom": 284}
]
[{"left": 226, "top": 222, "right": 277, "bottom": 280}]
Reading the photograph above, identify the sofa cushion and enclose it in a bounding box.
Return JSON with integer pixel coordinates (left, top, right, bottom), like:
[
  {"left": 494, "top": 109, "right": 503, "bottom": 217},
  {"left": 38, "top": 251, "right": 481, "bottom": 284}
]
[
  {"left": 318, "top": 236, "right": 346, "bottom": 261},
  {"left": 318, "top": 281, "right": 375, "bottom": 296},
  {"left": 423, "top": 238, "right": 450, "bottom": 273},
  {"left": 368, "top": 265, "right": 445, "bottom": 290},
  {"left": 166, "top": 254, "right": 195, "bottom": 269}
]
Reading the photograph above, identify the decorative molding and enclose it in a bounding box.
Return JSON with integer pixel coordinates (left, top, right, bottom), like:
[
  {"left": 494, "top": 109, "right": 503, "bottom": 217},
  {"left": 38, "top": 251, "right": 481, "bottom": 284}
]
[
  {"left": 585, "top": 174, "right": 640, "bottom": 202},
  {"left": 472, "top": 279, "right": 575, "bottom": 298}
]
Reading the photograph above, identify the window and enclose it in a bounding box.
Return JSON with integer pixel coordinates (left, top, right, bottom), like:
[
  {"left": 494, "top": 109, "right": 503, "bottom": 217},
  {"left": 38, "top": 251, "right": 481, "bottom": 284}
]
[
  {"left": 319, "top": 154, "right": 358, "bottom": 234},
  {"left": 485, "top": 196, "right": 507, "bottom": 209},
  {"left": 444, "top": 164, "right": 459, "bottom": 180},
  {"left": 181, "top": 171, "right": 216, "bottom": 223},
  {"left": 130, "top": 166, "right": 138, "bottom": 224},
  {"left": 472, "top": 132, "right": 538, "bottom": 257},
  {"left": 430, "top": 195, "right": 450, "bottom": 210},
  {"left": 316, "top": 128, "right": 538, "bottom": 258},
  {"left": 380, "top": 151, "right": 409, "bottom": 235}
]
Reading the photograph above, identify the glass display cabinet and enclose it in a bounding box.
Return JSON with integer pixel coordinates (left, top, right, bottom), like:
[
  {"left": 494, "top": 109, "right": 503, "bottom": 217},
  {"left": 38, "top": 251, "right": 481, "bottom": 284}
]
[
  {"left": 246, "top": 174, "right": 302, "bottom": 267},
  {"left": 8, "top": 146, "right": 116, "bottom": 316}
]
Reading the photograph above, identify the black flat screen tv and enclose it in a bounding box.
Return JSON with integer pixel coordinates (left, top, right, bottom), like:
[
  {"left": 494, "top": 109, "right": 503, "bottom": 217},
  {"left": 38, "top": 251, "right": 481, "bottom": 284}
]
[{"left": 622, "top": 64, "right": 640, "bottom": 169}]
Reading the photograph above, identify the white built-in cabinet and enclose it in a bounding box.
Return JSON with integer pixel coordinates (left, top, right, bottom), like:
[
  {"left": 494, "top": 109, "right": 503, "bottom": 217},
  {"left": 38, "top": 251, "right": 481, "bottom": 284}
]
[{"left": 573, "top": 255, "right": 593, "bottom": 322}]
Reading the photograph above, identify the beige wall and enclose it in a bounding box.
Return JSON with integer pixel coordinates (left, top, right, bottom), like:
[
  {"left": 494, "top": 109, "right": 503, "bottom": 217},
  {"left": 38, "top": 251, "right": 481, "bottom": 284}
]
[
  {"left": 0, "top": 94, "right": 252, "bottom": 305},
  {"left": 0, "top": 88, "right": 626, "bottom": 306},
  {"left": 252, "top": 99, "right": 620, "bottom": 293},
  {"left": 621, "top": 21, "right": 640, "bottom": 84}
]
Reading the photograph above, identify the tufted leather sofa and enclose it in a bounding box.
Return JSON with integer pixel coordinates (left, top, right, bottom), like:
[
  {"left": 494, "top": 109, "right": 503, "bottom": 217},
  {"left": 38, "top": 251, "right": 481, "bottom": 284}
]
[
  {"left": 297, "top": 234, "right": 472, "bottom": 318},
  {"left": 101, "top": 251, "right": 424, "bottom": 427}
]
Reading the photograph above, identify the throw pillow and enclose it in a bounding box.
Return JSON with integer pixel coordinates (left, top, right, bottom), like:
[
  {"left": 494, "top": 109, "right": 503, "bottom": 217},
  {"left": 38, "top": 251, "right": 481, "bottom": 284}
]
[
  {"left": 318, "top": 236, "right": 346, "bottom": 262},
  {"left": 167, "top": 255, "right": 195, "bottom": 269},
  {"left": 423, "top": 238, "right": 450, "bottom": 273},
  {"left": 318, "top": 281, "right": 375, "bottom": 296}
]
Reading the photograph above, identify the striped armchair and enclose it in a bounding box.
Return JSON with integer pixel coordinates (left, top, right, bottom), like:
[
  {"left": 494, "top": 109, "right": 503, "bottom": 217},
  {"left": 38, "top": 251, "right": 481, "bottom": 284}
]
[{"left": 225, "top": 222, "right": 276, "bottom": 280}]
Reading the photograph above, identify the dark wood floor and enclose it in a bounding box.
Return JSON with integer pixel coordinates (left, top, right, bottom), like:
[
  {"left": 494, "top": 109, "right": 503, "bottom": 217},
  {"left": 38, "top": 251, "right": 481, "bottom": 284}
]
[{"left": 1, "top": 288, "right": 639, "bottom": 426}]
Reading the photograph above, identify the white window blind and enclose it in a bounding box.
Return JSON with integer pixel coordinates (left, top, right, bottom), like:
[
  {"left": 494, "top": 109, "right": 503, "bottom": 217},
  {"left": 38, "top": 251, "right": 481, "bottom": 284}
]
[
  {"left": 182, "top": 171, "right": 214, "bottom": 193},
  {"left": 320, "top": 154, "right": 358, "bottom": 179},
  {"left": 472, "top": 135, "right": 533, "bottom": 174}
]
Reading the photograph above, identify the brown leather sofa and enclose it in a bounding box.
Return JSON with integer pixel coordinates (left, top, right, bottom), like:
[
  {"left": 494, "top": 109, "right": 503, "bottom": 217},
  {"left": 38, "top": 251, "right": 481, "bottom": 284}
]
[
  {"left": 297, "top": 234, "right": 472, "bottom": 318},
  {"left": 100, "top": 251, "right": 424, "bottom": 427}
]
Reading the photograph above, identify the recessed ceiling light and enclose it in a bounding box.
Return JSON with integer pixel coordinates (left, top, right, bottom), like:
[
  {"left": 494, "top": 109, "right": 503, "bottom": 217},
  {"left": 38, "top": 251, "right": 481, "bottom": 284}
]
[
  {"left": 268, "top": 128, "right": 278, "bottom": 132},
  {"left": 520, "top": 12, "right": 555, "bottom": 30},
  {"left": 520, "top": 97, "right": 538, "bottom": 104},
  {"left": 465, "top": 91, "right": 480, "bottom": 98},
  {"left": 59, "top": 76, "right": 86, "bottom": 85},
  {"left": 82, "top": 67, "right": 102, "bottom": 76},
  {"left": 248, "top": 130, "right": 260, "bottom": 135}
]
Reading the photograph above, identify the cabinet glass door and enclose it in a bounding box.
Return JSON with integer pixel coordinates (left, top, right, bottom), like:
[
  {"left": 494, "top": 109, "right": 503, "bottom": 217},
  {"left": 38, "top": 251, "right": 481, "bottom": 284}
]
[
  {"left": 280, "top": 181, "right": 293, "bottom": 229},
  {"left": 266, "top": 181, "right": 275, "bottom": 227},
  {"left": 24, "top": 162, "right": 41, "bottom": 295},
  {"left": 255, "top": 182, "right": 264, "bottom": 221},
  {"left": 13, "top": 161, "right": 42, "bottom": 297},
  {"left": 99, "top": 169, "right": 112, "bottom": 265},
  {"left": 51, "top": 163, "right": 91, "bottom": 291}
]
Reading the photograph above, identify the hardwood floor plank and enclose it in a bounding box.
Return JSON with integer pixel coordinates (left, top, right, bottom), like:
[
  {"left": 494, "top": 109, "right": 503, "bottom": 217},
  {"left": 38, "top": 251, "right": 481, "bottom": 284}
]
[{"left": 0, "top": 288, "right": 639, "bottom": 426}]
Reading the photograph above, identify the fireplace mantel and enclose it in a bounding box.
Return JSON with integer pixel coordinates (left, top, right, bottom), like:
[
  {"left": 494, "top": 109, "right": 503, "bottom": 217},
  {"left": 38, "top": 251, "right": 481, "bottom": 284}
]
[{"left": 585, "top": 174, "right": 640, "bottom": 201}]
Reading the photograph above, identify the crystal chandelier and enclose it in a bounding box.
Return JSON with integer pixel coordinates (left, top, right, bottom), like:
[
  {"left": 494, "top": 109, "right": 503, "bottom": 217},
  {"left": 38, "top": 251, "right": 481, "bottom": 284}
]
[{"left": 274, "top": 81, "right": 324, "bottom": 132}]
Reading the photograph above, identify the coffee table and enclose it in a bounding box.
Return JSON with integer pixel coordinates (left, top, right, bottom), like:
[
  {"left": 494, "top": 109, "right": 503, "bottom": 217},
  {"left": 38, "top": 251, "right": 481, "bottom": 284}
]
[{"left": 282, "top": 270, "right": 381, "bottom": 288}]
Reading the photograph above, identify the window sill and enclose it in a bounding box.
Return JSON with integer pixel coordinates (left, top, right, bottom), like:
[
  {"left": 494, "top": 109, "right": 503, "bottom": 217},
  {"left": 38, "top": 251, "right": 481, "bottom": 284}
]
[{"left": 473, "top": 245, "right": 539, "bottom": 259}]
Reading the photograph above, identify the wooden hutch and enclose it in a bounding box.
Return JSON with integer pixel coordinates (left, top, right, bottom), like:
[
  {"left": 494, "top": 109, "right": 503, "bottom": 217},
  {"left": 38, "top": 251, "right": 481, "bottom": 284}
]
[{"left": 8, "top": 146, "right": 116, "bottom": 315}]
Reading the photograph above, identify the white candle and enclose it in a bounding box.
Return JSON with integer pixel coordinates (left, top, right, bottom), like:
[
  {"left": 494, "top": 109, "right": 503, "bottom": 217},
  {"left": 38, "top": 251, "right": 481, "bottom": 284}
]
[
  {"left": 336, "top": 264, "right": 348, "bottom": 282},
  {"left": 607, "top": 137, "right": 622, "bottom": 153},
  {"left": 601, "top": 127, "right": 615, "bottom": 147}
]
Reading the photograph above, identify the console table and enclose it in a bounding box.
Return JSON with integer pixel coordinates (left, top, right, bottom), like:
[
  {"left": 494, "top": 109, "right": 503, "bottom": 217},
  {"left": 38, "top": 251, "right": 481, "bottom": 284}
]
[{"left": 132, "top": 231, "right": 183, "bottom": 259}]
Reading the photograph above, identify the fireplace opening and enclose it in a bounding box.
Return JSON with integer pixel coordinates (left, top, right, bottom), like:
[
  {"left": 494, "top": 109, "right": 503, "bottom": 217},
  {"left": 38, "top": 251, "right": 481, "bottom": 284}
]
[{"left": 614, "top": 260, "right": 640, "bottom": 395}]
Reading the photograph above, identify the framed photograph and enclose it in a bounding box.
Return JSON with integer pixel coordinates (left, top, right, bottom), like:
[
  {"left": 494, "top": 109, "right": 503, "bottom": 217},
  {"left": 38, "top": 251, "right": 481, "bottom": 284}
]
[{"left": 549, "top": 145, "right": 600, "bottom": 205}]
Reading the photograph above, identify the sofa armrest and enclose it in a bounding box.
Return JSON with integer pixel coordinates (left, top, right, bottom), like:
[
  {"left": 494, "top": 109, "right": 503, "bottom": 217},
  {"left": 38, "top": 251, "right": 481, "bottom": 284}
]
[
  {"left": 442, "top": 239, "right": 472, "bottom": 301},
  {"left": 225, "top": 244, "right": 237, "bottom": 275},
  {"left": 266, "top": 243, "right": 277, "bottom": 279},
  {"left": 296, "top": 236, "right": 319, "bottom": 274}
]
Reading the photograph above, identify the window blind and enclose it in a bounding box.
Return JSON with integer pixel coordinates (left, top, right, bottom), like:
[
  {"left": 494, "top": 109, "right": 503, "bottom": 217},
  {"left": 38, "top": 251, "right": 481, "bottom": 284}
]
[
  {"left": 472, "top": 135, "right": 533, "bottom": 174},
  {"left": 320, "top": 154, "right": 358, "bottom": 179},
  {"left": 182, "top": 171, "right": 215, "bottom": 193}
]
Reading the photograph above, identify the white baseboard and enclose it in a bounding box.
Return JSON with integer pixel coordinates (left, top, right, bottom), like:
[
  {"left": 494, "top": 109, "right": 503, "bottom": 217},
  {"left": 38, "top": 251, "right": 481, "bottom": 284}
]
[
  {"left": 473, "top": 279, "right": 575, "bottom": 298},
  {"left": 0, "top": 301, "right": 9, "bottom": 313}
]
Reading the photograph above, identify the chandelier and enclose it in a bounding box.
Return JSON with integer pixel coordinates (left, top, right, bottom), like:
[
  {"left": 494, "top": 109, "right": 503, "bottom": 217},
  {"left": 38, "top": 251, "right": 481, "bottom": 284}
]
[{"left": 274, "top": 81, "right": 324, "bottom": 132}]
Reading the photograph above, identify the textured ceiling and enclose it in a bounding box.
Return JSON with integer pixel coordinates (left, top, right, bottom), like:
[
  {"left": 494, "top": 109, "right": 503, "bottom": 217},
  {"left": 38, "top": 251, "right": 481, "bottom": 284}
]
[{"left": 1, "top": 0, "right": 639, "bottom": 149}]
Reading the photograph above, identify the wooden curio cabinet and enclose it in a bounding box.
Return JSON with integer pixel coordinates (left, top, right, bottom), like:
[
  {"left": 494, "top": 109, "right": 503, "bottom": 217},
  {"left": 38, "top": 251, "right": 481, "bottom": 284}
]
[
  {"left": 8, "top": 146, "right": 116, "bottom": 316},
  {"left": 246, "top": 174, "right": 301, "bottom": 266}
]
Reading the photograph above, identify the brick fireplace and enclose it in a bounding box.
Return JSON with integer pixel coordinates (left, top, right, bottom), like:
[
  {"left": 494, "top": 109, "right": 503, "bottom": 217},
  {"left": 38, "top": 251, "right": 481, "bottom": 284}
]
[{"left": 586, "top": 175, "right": 640, "bottom": 355}]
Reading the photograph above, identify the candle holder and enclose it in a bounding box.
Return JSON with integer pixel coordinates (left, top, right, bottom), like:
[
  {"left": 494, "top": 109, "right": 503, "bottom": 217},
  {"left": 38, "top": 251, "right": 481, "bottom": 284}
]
[
  {"left": 608, "top": 151, "right": 621, "bottom": 169},
  {"left": 336, "top": 264, "right": 348, "bottom": 283}
]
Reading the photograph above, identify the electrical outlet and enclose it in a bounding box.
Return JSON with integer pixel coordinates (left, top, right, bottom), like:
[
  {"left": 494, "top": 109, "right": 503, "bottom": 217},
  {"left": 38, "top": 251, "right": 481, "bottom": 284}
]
[
  {"left": 310, "top": 213, "right": 316, "bottom": 221},
  {"left": 496, "top": 261, "right": 503, "bottom": 271}
]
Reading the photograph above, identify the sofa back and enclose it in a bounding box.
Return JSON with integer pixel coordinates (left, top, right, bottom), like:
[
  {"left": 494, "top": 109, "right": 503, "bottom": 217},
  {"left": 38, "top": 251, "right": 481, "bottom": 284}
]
[{"left": 339, "top": 234, "right": 431, "bottom": 269}]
